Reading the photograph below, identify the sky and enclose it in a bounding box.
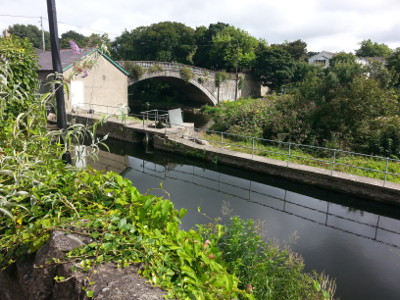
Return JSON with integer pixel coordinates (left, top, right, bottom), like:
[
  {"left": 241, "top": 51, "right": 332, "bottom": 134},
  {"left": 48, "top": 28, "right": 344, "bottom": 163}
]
[{"left": 1, "top": 0, "right": 400, "bottom": 53}]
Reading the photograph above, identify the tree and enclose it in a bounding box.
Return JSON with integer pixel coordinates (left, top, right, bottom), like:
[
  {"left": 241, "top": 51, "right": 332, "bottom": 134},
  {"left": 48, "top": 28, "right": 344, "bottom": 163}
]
[
  {"left": 193, "top": 22, "right": 230, "bottom": 68},
  {"left": 355, "top": 39, "right": 392, "bottom": 57},
  {"left": 112, "top": 22, "right": 196, "bottom": 64},
  {"left": 329, "top": 52, "right": 356, "bottom": 67},
  {"left": 210, "top": 26, "right": 259, "bottom": 71},
  {"left": 273, "top": 39, "right": 308, "bottom": 62},
  {"left": 86, "top": 33, "right": 111, "bottom": 49},
  {"left": 386, "top": 48, "right": 400, "bottom": 87},
  {"left": 60, "top": 30, "right": 88, "bottom": 48},
  {"left": 7, "top": 24, "right": 50, "bottom": 50},
  {"left": 253, "top": 44, "right": 294, "bottom": 90}
]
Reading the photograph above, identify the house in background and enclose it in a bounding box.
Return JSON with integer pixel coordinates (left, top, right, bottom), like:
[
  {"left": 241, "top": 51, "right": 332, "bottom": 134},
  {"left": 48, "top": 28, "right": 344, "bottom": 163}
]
[
  {"left": 36, "top": 48, "right": 129, "bottom": 115},
  {"left": 308, "top": 51, "right": 336, "bottom": 68}
]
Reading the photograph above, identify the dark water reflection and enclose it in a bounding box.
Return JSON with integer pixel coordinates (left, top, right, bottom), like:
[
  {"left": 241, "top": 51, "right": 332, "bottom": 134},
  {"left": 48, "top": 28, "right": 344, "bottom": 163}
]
[{"left": 103, "top": 139, "right": 400, "bottom": 300}]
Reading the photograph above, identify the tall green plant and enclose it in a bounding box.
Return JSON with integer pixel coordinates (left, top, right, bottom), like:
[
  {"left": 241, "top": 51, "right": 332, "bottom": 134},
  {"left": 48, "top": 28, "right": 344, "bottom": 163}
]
[{"left": 0, "top": 36, "right": 39, "bottom": 119}]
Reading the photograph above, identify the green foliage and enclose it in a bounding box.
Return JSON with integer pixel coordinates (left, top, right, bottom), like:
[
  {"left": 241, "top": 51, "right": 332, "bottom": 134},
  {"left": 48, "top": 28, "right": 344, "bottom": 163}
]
[
  {"left": 60, "top": 30, "right": 89, "bottom": 48},
  {"left": 329, "top": 52, "right": 356, "bottom": 67},
  {"left": 0, "top": 62, "right": 248, "bottom": 300},
  {"left": 215, "top": 71, "right": 229, "bottom": 87},
  {"left": 0, "top": 36, "right": 39, "bottom": 120},
  {"left": 193, "top": 22, "right": 231, "bottom": 68},
  {"left": 111, "top": 22, "right": 196, "bottom": 65},
  {"left": 148, "top": 64, "right": 164, "bottom": 73},
  {"left": 203, "top": 98, "right": 272, "bottom": 136},
  {"left": 180, "top": 66, "right": 194, "bottom": 82},
  {"left": 355, "top": 39, "right": 392, "bottom": 58},
  {"left": 253, "top": 44, "right": 295, "bottom": 90},
  {"left": 216, "top": 216, "right": 335, "bottom": 300},
  {"left": 125, "top": 63, "right": 145, "bottom": 80},
  {"left": 211, "top": 26, "right": 259, "bottom": 71},
  {"left": 272, "top": 39, "right": 308, "bottom": 62},
  {"left": 7, "top": 24, "right": 51, "bottom": 50}
]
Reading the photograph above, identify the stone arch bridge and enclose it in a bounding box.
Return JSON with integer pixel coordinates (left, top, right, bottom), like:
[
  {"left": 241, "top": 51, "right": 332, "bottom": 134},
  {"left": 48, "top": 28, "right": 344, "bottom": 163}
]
[{"left": 119, "top": 61, "right": 261, "bottom": 106}]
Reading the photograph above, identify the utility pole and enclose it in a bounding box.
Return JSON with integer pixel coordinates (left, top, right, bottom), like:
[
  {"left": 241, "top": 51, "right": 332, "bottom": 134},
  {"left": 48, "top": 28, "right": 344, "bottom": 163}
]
[
  {"left": 40, "top": 16, "right": 45, "bottom": 51},
  {"left": 234, "top": 42, "right": 239, "bottom": 101},
  {"left": 46, "top": 0, "right": 71, "bottom": 164}
]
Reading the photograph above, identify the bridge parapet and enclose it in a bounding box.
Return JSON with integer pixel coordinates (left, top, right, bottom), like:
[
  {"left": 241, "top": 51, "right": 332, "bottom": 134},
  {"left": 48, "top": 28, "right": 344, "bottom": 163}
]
[{"left": 132, "top": 61, "right": 217, "bottom": 78}]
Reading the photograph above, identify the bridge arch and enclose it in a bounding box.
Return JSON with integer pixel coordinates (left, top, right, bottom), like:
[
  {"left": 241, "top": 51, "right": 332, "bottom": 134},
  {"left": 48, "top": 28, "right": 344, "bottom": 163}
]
[
  {"left": 132, "top": 74, "right": 218, "bottom": 106},
  {"left": 124, "top": 61, "right": 219, "bottom": 106},
  {"left": 119, "top": 61, "right": 261, "bottom": 106}
]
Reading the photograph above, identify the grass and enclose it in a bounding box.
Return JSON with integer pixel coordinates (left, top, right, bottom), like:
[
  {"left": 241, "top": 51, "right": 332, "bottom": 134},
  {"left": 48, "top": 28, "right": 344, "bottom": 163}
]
[{"left": 197, "top": 131, "right": 400, "bottom": 184}]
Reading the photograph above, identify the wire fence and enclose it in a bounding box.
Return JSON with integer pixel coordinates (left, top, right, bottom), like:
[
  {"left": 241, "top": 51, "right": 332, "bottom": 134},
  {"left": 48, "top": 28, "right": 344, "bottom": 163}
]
[
  {"left": 69, "top": 107, "right": 400, "bottom": 186},
  {"left": 180, "top": 128, "right": 400, "bottom": 186}
]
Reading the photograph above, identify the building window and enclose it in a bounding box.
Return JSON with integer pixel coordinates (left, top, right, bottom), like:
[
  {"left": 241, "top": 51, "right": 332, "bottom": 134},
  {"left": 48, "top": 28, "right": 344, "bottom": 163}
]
[{"left": 315, "top": 59, "right": 326, "bottom": 64}]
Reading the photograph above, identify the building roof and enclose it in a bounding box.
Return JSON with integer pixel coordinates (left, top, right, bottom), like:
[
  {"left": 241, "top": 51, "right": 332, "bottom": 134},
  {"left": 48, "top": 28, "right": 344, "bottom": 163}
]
[{"left": 36, "top": 48, "right": 129, "bottom": 76}]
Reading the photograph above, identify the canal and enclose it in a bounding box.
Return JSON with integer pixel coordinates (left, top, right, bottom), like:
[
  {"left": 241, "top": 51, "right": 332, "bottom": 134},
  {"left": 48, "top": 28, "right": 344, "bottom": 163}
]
[{"left": 102, "top": 138, "right": 400, "bottom": 300}]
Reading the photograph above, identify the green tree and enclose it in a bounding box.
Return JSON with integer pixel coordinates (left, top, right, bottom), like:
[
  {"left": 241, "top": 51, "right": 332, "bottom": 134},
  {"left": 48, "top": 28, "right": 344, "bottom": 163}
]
[
  {"left": 355, "top": 39, "right": 392, "bottom": 57},
  {"left": 253, "top": 44, "right": 294, "bottom": 90},
  {"left": 273, "top": 39, "right": 308, "bottom": 62},
  {"left": 193, "top": 22, "right": 230, "bottom": 68},
  {"left": 387, "top": 47, "right": 400, "bottom": 87},
  {"left": 112, "top": 22, "right": 196, "bottom": 64},
  {"left": 86, "top": 33, "right": 111, "bottom": 49},
  {"left": 210, "top": 26, "right": 259, "bottom": 72},
  {"left": 329, "top": 52, "right": 356, "bottom": 67},
  {"left": 7, "top": 24, "right": 50, "bottom": 50},
  {"left": 60, "top": 30, "right": 88, "bottom": 48}
]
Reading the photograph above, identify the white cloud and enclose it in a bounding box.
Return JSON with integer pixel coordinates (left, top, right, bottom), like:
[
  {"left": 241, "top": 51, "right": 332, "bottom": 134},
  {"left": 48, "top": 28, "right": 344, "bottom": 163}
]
[{"left": 1, "top": 0, "right": 399, "bottom": 53}]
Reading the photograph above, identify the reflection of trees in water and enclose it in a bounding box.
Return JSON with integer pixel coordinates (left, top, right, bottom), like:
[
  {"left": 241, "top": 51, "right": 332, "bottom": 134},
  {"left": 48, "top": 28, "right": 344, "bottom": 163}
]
[
  {"left": 346, "top": 206, "right": 365, "bottom": 216},
  {"left": 128, "top": 157, "right": 400, "bottom": 249}
]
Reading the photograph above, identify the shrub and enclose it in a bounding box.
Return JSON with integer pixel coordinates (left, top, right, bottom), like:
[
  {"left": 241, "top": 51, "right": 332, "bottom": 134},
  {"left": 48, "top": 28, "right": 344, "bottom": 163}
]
[
  {"left": 217, "top": 216, "right": 335, "bottom": 300},
  {"left": 148, "top": 63, "right": 164, "bottom": 73},
  {"left": 215, "top": 71, "right": 229, "bottom": 87},
  {"left": 0, "top": 35, "right": 39, "bottom": 119},
  {"left": 125, "top": 63, "right": 145, "bottom": 80},
  {"left": 180, "top": 66, "right": 194, "bottom": 82}
]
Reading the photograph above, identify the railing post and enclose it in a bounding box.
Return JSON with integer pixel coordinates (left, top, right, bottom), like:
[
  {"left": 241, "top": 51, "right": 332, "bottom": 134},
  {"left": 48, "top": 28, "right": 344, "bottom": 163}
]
[
  {"left": 384, "top": 158, "right": 389, "bottom": 186},
  {"left": 331, "top": 149, "right": 336, "bottom": 175},
  {"left": 252, "top": 137, "right": 255, "bottom": 158},
  {"left": 287, "top": 142, "right": 291, "bottom": 167}
]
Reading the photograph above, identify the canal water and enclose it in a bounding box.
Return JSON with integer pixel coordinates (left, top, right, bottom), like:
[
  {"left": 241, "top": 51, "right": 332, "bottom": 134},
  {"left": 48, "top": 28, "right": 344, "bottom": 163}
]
[{"left": 103, "top": 139, "right": 400, "bottom": 300}]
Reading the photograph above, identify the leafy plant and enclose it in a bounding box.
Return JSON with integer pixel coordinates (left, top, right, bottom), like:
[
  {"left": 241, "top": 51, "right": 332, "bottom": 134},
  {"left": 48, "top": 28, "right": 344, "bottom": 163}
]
[
  {"left": 148, "top": 63, "right": 164, "bottom": 73},
  {"left": 125, "top": 62, "right": 145, "bottom": 80},
  {"left": 215, "top": 71, "right": 229, "bottom": 87},
  {"left": 180, "top": 66, "right": 194, "bottom": 82},
  {"left": 216, "top": 216, "right": 335, "bottom": 300}
]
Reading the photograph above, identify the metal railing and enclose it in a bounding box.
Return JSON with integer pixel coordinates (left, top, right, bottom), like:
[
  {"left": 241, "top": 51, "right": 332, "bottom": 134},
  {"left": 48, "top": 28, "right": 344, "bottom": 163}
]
[
  {"left": 71, "top": 103, "right": 129, "bottom": 117},
  {"left": 176, "top": 127, "right": 400, "bottom": 187},
  {"left": 140, "top": 109, "right": 170, "bottom": 128}
]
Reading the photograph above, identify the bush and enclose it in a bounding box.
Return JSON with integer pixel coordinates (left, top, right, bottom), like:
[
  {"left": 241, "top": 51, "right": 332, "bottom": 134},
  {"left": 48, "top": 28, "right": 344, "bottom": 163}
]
[
  {"left": 180, "top": 66, "right": 194, "bottom": 82},
  {"left": 217, "top": 216, "right": 335, "bottom": 300},
  {"left": 125, "top": 63, "right": 145, "bottom": 80},
  {"left": 0, "top": 35, "right": 39, "bottom": 119},
  {"left": 148, "top": 63, "right": 164, "bottom": 73}
]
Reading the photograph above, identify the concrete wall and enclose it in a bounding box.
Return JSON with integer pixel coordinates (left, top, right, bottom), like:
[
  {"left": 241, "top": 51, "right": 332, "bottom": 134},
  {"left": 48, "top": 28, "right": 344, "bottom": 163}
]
[
  {"left": 153, "top": 135, "right": 400, "bottom": 206},
  {"left": 64, "top": 54, "right": 128, "bottom": 115}
]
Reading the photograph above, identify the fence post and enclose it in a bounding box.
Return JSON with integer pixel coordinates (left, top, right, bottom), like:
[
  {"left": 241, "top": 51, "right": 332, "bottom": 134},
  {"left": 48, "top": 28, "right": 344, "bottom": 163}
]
[
  {"left": 331, "top": 149, "right": 336, "bottom": 175},
  {"left": 252, "top": 137, "right": 255, "bottom": 158},
  {"left": 220, "top": 132, "right": 223, "bottom": 143},
  {"left": 384, "top": 158, "right": 389, "bottom": 186},
  {"left": 287, "top": 142, "right": 291, "bottom": 167}
]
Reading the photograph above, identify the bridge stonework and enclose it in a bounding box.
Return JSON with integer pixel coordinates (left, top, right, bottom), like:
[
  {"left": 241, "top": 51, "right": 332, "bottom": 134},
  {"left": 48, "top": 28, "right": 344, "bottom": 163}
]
[{"left": 119, "top": 61, "right": 261, "bottom": 106}]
